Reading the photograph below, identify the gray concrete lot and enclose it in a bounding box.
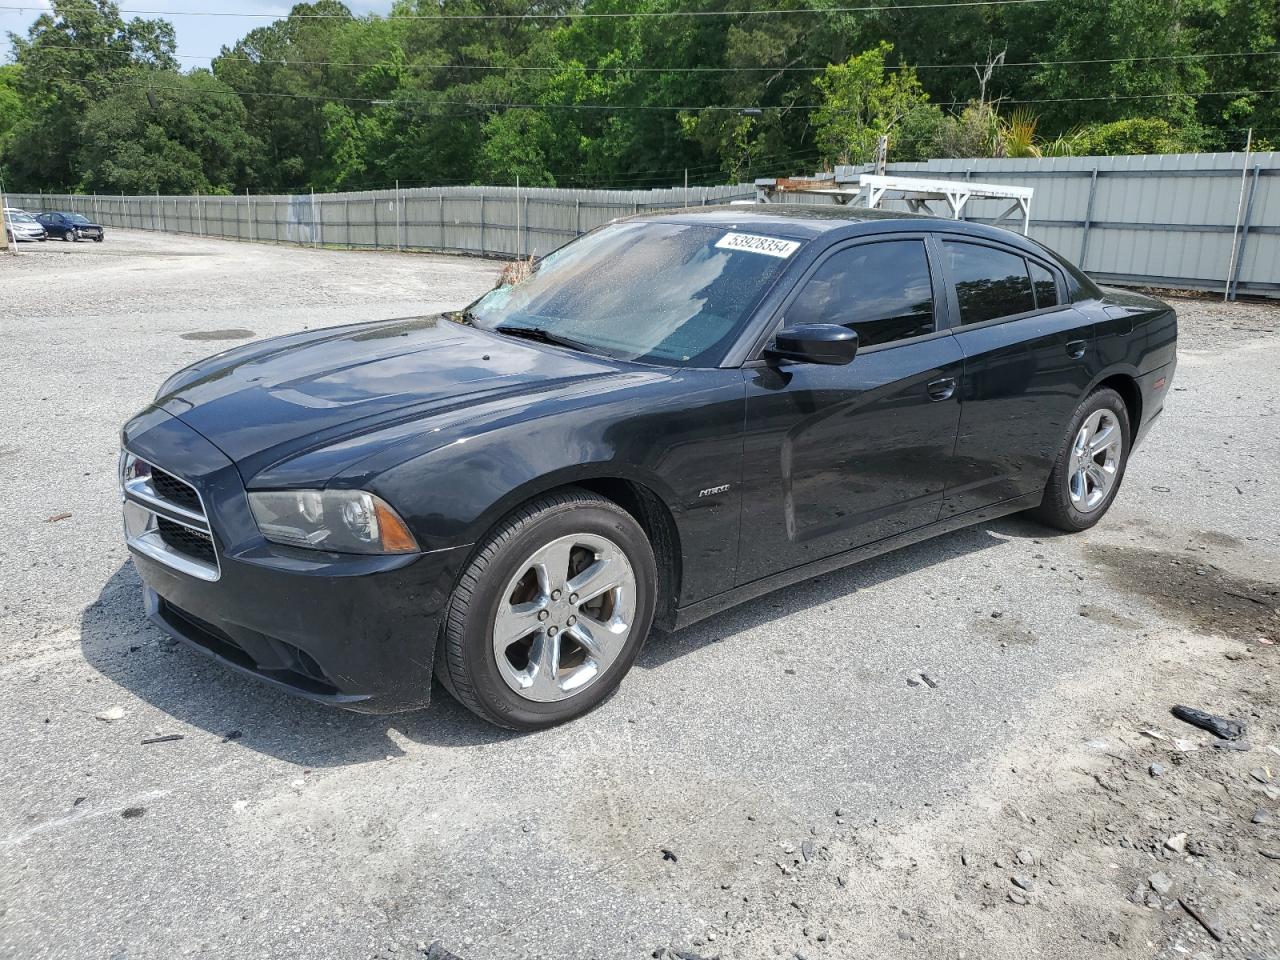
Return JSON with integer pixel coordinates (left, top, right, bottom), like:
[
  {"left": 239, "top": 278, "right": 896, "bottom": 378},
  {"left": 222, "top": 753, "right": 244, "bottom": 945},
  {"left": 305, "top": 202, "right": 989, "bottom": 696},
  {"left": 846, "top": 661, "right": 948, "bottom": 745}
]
[{"left": 1, "top": 231, "right": 1278, "bottom": 960}]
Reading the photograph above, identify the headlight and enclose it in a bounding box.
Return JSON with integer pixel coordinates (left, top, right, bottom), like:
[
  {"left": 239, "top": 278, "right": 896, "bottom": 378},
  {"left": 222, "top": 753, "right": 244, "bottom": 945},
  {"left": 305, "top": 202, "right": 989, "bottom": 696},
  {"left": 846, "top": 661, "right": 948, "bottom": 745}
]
[
  {"left": 120, "top": 450, "right": 151, "bottom": 488},
  {"left": 248, "top": 490, "right": 419, "bottom": 555}
]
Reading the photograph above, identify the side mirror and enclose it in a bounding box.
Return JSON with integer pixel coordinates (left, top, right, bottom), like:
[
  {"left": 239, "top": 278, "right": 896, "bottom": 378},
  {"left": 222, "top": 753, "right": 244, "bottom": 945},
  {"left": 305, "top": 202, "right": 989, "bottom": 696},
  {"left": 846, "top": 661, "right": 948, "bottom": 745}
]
[{"left": 766, "top": 324, "right": 858, "bottom": 366}]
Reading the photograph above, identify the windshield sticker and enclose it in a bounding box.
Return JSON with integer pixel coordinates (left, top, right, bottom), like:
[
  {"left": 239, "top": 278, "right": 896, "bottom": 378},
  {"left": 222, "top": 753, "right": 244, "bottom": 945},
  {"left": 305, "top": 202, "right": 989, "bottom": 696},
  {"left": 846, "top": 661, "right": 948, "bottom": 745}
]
[{"left": 715, "top": 232, "right": 801, "bottom": 259}]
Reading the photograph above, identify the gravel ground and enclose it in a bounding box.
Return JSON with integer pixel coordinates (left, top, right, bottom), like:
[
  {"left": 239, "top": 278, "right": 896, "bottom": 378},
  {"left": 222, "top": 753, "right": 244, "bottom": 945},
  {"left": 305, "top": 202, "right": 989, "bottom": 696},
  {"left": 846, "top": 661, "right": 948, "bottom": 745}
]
[{"left": 1, "top": 231, "right": 1278, "bottom": 960}]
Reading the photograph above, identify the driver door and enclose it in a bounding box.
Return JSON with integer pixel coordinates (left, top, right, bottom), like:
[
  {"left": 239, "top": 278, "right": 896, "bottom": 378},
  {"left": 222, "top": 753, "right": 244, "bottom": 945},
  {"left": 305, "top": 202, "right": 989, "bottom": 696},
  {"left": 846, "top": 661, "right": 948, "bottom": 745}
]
[{"left": 736, "top": 235, "right": 965, "bottom": 584}]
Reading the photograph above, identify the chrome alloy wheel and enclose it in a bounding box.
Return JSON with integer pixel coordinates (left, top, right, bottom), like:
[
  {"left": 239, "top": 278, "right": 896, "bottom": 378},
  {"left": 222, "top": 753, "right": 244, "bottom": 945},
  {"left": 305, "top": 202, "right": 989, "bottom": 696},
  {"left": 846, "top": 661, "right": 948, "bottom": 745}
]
[
  {"left": 492, "top": 533, "right": 637, "bottom": 702},
  {"left": 1068, "top": 409, "right": 1122, "bottom": 512}
]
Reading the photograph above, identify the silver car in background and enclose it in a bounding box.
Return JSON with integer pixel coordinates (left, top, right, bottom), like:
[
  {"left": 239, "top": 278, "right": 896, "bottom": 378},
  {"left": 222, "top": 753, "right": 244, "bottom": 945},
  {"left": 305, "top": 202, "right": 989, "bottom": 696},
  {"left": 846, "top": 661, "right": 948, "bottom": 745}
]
[{"left": 3, "top": 210, "right": 47, "bottom": 243}]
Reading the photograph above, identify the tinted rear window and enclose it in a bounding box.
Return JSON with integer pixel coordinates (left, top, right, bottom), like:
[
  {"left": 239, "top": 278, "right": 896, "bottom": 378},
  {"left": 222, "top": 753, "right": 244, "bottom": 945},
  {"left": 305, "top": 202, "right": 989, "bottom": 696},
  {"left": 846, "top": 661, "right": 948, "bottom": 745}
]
[
  {"left": 1030, "top": 261, "right": 1059, "bottom": 308},
  {"left": 944, "top": 241, "right": 1035, "bottom": 325}
]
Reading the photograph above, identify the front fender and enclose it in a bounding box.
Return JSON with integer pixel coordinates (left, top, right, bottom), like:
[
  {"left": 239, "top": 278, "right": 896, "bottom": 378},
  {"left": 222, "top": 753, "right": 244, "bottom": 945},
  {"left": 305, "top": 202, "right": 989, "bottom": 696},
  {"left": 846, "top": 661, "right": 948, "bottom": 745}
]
[{"left": 335, "top": 369, "right": 748, "bottom": 605}]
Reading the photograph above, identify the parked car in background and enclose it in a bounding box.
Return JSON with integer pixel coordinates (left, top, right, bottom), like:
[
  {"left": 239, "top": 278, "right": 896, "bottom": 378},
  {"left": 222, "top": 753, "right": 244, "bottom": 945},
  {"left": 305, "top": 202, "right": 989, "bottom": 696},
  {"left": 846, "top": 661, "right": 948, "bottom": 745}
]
[
  {"left": 3, "top": 210, "right": 47, "bottom": 243},
  {"left": 36, "top": 211, "right": 105, "bottom": 242},
  {"left": 119, "top": 205, "right": 1177, "bottom": 730}
]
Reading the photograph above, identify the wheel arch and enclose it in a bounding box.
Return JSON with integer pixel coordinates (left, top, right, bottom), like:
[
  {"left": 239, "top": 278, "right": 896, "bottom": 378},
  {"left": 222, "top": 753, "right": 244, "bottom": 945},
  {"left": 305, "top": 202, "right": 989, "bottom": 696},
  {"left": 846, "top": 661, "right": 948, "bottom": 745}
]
[
  {"left": 1094, "top": 371, "right": 1142, "bottom": 435},
  {"left": 453, "top": 470, "right": 685, "bottom": 634},
  {"left": 573, "top": 477, "right": 682, "bottom": 632}
]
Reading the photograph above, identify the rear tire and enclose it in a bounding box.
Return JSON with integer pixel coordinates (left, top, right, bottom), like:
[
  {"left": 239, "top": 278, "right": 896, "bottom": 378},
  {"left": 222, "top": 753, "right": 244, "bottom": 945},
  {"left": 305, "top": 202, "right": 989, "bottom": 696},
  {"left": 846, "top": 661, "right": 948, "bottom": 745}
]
[
  {"left": 437, "top": 489, "right": 657, "bottom": 730},
  {"left": 1029, "top": 387, "right": 1131, "bottom": 532}
]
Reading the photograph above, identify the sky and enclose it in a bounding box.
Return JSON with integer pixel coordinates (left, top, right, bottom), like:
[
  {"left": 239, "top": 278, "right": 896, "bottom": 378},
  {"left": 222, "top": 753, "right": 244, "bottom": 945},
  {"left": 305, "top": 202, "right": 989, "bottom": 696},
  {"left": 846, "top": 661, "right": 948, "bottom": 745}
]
[{"left": 1, "top": 0, "right": 391, "bottom": 67}]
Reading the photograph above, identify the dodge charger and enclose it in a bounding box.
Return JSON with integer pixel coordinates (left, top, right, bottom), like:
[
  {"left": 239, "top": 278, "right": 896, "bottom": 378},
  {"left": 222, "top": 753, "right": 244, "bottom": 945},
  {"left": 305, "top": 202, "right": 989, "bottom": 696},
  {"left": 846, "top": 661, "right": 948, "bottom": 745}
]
[{"left": 120, "top": 206, "right": 1177, "bottom": 729}]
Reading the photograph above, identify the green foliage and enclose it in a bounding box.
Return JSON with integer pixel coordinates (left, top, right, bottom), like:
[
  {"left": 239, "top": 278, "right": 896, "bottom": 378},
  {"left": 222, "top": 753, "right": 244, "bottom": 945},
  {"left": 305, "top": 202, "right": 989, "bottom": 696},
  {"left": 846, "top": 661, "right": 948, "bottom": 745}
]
[
  {"left": 1, "top": 0, "right": 1273, "bottom": 192},
  {"left": 934, "top": 101, "right": 1005, "bottom": 159},
  {"left": 812, "top": 43, "right": 940, "bottom": 166},
  {"left": 0, "top": 65, "right": 26, "bottom": 187},
  {"left": 76, "top": 70, "right": 263, "bottom": 193},
  {"left": 1074, "top": 118, "right": 1204, "bottom": 156},
  {"left": 6, "top": 0, "right": 177, "bottom": 190}
]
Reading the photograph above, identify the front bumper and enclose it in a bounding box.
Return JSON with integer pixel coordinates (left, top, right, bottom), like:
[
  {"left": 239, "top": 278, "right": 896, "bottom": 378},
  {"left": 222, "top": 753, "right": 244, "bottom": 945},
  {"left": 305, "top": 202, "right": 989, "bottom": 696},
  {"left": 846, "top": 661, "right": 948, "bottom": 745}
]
[{"left": 123, "top": 407, "right": 471, "bottom": 714}]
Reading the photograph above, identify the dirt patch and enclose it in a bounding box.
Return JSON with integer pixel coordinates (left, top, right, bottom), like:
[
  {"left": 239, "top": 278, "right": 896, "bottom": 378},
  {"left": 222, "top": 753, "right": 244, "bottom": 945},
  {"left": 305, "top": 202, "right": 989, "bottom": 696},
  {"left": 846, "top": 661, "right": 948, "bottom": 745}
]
[
  {"left": 1089, "top": 544, "right": 1280, "bottom": 643},
  {"left": 179, "top": 328, "right": 256, "bottom": 341},
  {"left": 1078, "top": 603, "right": 1142, "bottom": 630},
  {"left": 974, "top": 611, "right": 1040, "bottom": 646},
  {"left": 700, "top": 630, "right": 1280, "bottom": 960},
  {"left": 1192, "top": 529, "right": 1245, "bottom": 550}
]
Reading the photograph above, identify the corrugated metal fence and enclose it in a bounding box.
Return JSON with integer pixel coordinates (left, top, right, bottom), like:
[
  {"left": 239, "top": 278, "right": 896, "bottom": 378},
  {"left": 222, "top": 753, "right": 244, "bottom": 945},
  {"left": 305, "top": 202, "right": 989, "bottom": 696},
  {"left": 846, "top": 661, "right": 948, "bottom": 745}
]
[
  {"left": 5, "top": 183, "right": 754, "bottom": 260},
  {"left": 8, "top": 151, "right": 1277, "bottom": 297},
  {"left": 866, "top": 153, "right": 1279, "bottom": 298}
]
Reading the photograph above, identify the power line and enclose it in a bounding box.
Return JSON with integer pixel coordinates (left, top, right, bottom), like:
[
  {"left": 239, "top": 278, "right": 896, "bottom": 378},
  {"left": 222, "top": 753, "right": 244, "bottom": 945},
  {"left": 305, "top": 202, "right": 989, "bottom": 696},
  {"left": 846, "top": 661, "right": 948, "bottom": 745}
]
[
  {"left": 27, "top": 44, "right": 1280, "bottom": 74},
  {"left": 0, "top": 0, "right": 1058, "bottom": 21}
]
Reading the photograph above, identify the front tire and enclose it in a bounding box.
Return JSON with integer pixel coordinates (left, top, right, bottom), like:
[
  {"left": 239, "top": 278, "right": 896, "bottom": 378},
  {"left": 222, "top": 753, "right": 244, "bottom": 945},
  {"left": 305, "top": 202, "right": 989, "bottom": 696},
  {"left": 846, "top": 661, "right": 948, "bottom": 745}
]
[
  {"left": 63, "top": 229, "right": 75, "bottom": 242},
  {"left": 437, "top": 489, "right": 657, "bottom": 730},
  {"left": 1030, "top": 387, "right": 1131, "bottom": 532}
]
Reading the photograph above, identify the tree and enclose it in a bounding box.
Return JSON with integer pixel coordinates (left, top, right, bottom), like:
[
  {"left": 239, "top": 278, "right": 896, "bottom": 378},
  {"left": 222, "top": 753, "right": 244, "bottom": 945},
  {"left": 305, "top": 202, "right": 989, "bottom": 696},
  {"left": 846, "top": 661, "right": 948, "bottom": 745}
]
[
  {"left": 0, "top": 66, "right": 27, "bottom": 187},
  {"left": 75, "top": 70, "right": 263, "bottom": 193},
  {"left": 6, "top": 0, "right": 176, "bottom": 190},
  {"left": 812, "top": 43, "right": 940, "bottom": 166}
]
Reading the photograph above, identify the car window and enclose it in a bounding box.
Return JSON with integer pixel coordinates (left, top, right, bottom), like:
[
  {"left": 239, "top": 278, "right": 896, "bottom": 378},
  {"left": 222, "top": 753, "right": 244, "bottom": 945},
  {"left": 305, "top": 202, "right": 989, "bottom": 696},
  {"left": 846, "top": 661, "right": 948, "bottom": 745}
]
[
  {"left": 784, "top": 240, "right": 935, "bottom": 348},
  {"left": 944, "top": 240, "right": 1036, "bottom": 325},
  {"left": 466, "top": 220, "right": 804, "bottom": 367},
  {"left": 1030, "top": 261, "right": 1059, "bottom": 308}
]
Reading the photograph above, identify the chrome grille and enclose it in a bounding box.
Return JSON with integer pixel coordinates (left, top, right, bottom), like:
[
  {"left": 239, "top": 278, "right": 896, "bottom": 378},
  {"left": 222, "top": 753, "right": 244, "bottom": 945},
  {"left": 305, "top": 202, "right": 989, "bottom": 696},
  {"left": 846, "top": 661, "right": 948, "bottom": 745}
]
[{"left": 121, "top": 452, "right": 220, "bottom": 581}]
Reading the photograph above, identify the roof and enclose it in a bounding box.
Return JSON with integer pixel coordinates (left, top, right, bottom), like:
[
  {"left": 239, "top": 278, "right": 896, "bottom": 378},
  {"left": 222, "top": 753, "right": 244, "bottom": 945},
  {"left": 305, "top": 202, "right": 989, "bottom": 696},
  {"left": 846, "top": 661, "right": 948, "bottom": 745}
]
[{"left": 640, "top": 202, "right": 937, "bottom": 239}]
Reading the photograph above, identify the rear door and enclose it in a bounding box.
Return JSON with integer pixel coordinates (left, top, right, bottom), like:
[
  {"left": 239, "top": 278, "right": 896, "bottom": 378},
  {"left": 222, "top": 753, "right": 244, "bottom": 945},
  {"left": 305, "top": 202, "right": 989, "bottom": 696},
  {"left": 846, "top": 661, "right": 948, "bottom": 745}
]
[
  {"left": 736, "top": 235, "right": 965, "bottom": 584},
  {"left": 938, "top": 236, "right": 1099, "bottom": 518}
]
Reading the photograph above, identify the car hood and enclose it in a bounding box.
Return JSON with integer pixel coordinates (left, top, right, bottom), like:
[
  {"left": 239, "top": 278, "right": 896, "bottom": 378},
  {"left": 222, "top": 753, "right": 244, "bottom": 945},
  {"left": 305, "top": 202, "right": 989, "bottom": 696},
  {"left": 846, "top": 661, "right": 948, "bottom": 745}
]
[{"left": 155, "top": 315, "right": 631, "bottom": 481}]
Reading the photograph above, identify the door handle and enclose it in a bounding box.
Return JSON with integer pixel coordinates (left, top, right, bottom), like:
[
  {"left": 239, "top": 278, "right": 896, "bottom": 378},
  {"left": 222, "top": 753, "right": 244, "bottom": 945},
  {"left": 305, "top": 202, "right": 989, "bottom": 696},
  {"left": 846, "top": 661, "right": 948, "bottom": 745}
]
[
  {"left": 1066, "top": 339, "right": 1087, "bottom": 359},
  {"left": 927, "top": 377, "right": 956, "bottom": 402}
]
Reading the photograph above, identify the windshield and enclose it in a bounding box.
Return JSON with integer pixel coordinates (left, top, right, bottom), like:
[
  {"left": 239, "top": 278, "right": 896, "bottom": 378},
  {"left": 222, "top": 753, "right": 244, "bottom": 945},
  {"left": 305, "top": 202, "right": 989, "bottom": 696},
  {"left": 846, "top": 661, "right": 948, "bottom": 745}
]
[
  {"left": 465, "top": 220, "right": 803, "bottom": 367},
  {"left": 67, "top": 214, "right": 92, "bottom": 224},
  {"left": 11, "top": 213, "right": 35, "bottom": 224}
]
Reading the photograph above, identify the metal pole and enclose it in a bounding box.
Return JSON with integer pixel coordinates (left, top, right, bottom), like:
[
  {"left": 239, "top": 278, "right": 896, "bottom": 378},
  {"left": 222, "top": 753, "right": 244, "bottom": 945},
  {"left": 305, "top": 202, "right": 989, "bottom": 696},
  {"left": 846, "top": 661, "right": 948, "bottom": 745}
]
[
  {"left": 1079, "top": 167, "right": 1099, "bottom": 269},
  {"left": 1228, "top": 164, "right": 1260, "bottom": 301},
  {"left": 395, "top": 179, "right": 402, "bottom": 252},
  {"left": 247, "top": 188, "right": 255, "bottom": 243},
  {"left": 1224, "top": 128, "right": 1253, "bottom": 301},
  {"left": 311, "top": 189, "right": 318, "bottom": 248},
  {"left": 515, "top": 175, "right": 520, "bottom": 259},
  {"left": 480, "top": 193, "right": 486, "bottom": 254},
  {"left": 575, "top": 198, "right": 581, "bottom": 235},
  {"left": 1, "top": 185, "right": 16, "bottom": 256}
]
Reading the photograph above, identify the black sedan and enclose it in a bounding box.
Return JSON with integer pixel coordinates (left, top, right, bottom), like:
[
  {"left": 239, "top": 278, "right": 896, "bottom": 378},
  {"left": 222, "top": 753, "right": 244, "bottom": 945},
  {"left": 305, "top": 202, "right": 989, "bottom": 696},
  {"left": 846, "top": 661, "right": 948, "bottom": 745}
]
[
  {"left": 37, "top": 211, "right": 105, "bottom": 242},
  {"left": 120, "top": 206, "right": 1176, "bottom": 729}
]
